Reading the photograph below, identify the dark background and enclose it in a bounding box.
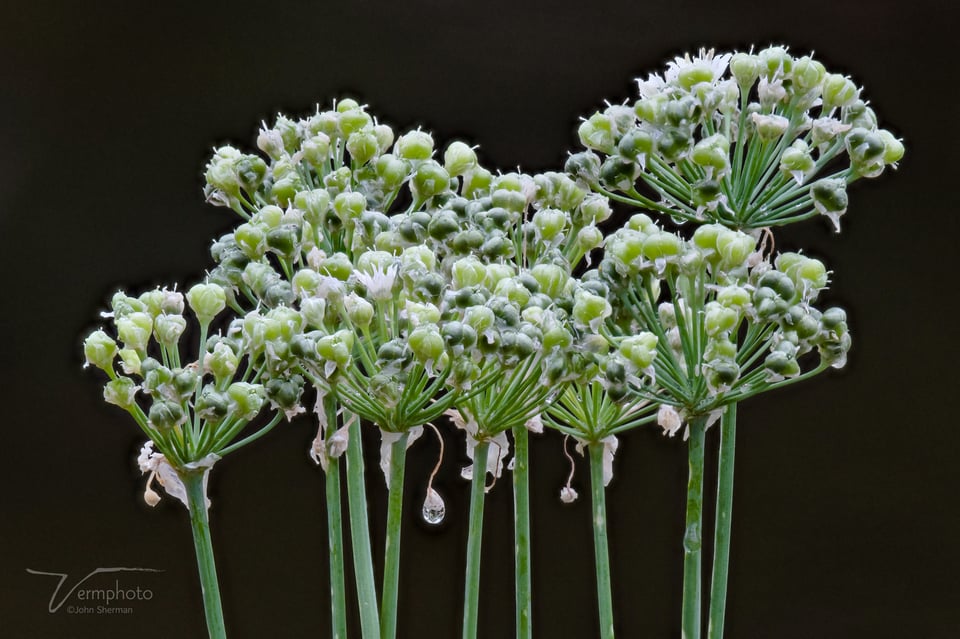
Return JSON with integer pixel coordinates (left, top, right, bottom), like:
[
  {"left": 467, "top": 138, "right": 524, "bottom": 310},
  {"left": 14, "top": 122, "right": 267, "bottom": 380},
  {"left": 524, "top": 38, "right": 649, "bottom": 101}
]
[{"left": 1, "top": 1, "right": 957, "bottom": 637}]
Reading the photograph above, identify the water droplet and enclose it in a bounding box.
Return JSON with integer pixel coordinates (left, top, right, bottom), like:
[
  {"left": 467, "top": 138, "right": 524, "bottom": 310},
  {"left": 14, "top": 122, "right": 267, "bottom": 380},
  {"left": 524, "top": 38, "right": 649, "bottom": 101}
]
[{"left": 421, "top": 488, "right": 445, "bottom": 525}]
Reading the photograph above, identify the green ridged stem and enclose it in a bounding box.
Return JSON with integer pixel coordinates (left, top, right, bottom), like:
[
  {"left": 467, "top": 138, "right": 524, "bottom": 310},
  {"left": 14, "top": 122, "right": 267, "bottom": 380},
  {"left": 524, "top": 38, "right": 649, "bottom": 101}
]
[
  {"left": 380, "top": 432, "right": 409, "bottom": 639},
  {"left": 589, "top": 442, "right": 615, "bottom": 639},
  {"left": 345, "top": 417, "right": 381, "bottom": 639},
  {"left": 512, "top": 424, "right": 532, "bottom": 639},
  {"left": 462, "top": 441, "right": 490, "bottom": 639},
  {"left": 708, "top": 403, "right": 737, "bottom": 639},
  {"left": 183, "top": 471, "right": 227, "bottom": 639},
  {"left": 682, "top": 417, "right": 708, "bottom": 639},
  {"left": 326, "top": 455, "right": 348, "bottom": 639}
]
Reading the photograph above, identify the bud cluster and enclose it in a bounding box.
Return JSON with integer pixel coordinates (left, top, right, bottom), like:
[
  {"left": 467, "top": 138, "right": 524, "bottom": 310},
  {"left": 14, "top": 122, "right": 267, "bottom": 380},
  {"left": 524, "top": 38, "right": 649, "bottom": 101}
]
[{"left": 568, "top": 47, "right": 903, "bottom": 230}]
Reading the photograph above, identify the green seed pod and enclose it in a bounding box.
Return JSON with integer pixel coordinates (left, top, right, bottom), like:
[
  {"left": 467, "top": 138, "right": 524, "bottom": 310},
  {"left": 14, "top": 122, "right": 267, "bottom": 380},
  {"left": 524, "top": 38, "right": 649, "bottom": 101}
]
[
  {"left": 577, "top": 225, "right": 604, "bottom": 253},
  {"left": 344, "top": 293, "right": 374, "bottom": 328},
  {"left": 751, "top": 113, "right": 789, "bottom": 141},
  {"left": 600, "top": 156, "right": 637, "bottom": 191},
  {"left": 532, "top": 208, "right": 567, "bottom": 243},
  {"left": 409, "top": 325, "right": 445, "bottom": 363},
  {"left": 196, "top": 386, "right": 230, "bottom": 423},
  {"left": 810, "top": 179, "right": 849, "bottom": 216},
  {"left": 117, "top": 312, "right": 153, "bottom": 353},
  {"left": 704, "top": 303, "right": 739, "bottom": 337},
  {"left": 333, "top": 191, "right": 366, "bottom": 220},
  {"left": 320, "top": 252, "right": 354, "bottom": 280},
  {"left": 617, "top": 129, "right": 655, "bottom": 160},
  {"left": 730, "top": 52, "right": 761, "bottom": 87},
  {"left": 186, "top": 283, "right": 227, "bottom": 325},
  {"left": 205, "top": 341, "right": 239, "bottom": 382},
  {"left": 266, "top": 375, "right": 305, "bottom": 412},
  {"left": 411, "top": 161, "right": 451, "bottom": 200},
  {"left": 691, "top": 134, "right": 730, "bottom": 172},
  {"left": 154, "top": 314, "right": 186, "bottom": 348},
  {"left": 104, "top": 376, "right": 139, "bottom": 410},
  {"left": 443, "top": 141, "right": 477, "bottom": 176},
  {"left": 619, "top": 333, "right": 658, "bottom": 369},
  {"left": 822, "top": 74, "right": 858, "bottom": 112},
  {"left": 375, "top": 153, "right": 411, "bottom": 190},
  {"left": 301, "top": 133, "right": 331, "bottom": 167},
  {"left": 565, "top": 151, "right": 601, "bottom": 185},
  {"left": 821, "top": 307, "right": 847, "bottom": 330},
  {"left": 227, "top": 382, "right": 266, "bottom": 420},
  {"left": 338, "top": 107, "right": 372, "bottom": 137},
  {"left": 462, "top": 166, "right": 493, "bottom": 198},
  {"left": 530, "top": 264, "right": 569, "bottom": 299},
  {"left": 578, "top": 112, "right": 617, "bottom": 154},
  {"left": 758, "top": 46, "right": 792, "bottom": 78},
  {"left": 572, "top": 291, "right": 612, "bottom": 330},
  {"left": 84, "top": 330, "right": 119, "bottom": 371},
  {"left": 347, "top": 130, "right": 380, "bottom": 166},
  {"left": 764, "top": 351, "right": 801, "bottom": 377},
  {"left": 452, "top": 256, "right": 487, "bottom": 289},
  {"left": 716, "top": 230, "right": 756, "bottom": 267},
  {"left": 148, "top": 399, "right": 186, "bottom": 430},
  {"left": 878, "top": 130, "right": 905, "bottom": 164},
  {"left": 641, "top": 231, "right": 682, "bottom": 261},
  {"left": 395, "top": 130, "right": 434, "bottom": 161}
]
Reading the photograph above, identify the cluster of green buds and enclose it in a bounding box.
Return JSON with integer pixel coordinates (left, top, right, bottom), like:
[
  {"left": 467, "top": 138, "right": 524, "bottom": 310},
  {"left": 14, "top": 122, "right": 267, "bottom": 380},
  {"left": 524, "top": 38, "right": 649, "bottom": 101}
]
[
  {"left": 569, "top": 47, "right": 904, "bottom": 230},
  {"left": 598, "top": 213, "right": 850, "bottom": 434},
  {"left": 82, "top": 282, "right": 297, "bottom": 506}
]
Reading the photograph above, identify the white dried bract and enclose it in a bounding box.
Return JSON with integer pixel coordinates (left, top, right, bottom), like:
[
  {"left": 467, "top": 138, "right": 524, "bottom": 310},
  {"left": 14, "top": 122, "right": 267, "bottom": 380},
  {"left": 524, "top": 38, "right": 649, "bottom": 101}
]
[{"left": 137, "top": 441, "right": 219, "bottom": 511}]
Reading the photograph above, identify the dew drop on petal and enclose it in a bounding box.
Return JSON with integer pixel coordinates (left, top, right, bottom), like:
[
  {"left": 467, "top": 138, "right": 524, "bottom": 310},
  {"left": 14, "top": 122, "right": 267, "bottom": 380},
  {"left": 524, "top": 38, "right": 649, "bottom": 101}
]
[{"left": 422, "top": 487, "right": 445, "bottom": 525}]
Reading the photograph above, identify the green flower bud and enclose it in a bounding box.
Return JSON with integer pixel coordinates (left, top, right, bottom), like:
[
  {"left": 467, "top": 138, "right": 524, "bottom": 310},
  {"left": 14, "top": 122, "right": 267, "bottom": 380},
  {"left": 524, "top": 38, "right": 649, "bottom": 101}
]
[
  {"left": 443, "top": 141, "right": 478, "bottom": 176},
  {"left": 266, "top": 375, "right": 305, "bottom": 413},
  {"left": 462, "top": 166, "right": 493, "bottom": 198},
  {"left": 751, "top": 113, "right": 789, "bottom": 141},
  {"left": 810, "top": 178, "right": 848, "bottom": 223},
  {"left": 780, "top": 140, "right": 816, "bottom": 182},
  {"left": 764, "top": 351, "right": 801, "bottom": 377},
  {"left": 691, "top": 134, "right": 730, "bottom": 172},
  {"left": 716, "top": 230, "right": 756, "bottom": 267},
  {"left": 730, "top": 52, "right": 761, "bottom": 87},
  {"left": 116, "top": 348, "right": 141, "bottom": 375},
  {"left": 227, "top": 382, "right": 266, "bottom": 420},
  {"left": 148, "top": 399, "right": 186, "bottom": 430},
  {"left": 333, "top": 191, "right": 366, "bottom": 220},
  {"left": 704, "top": 302, "right": 739, "bottom": 337},
  {"left": 117, "top": 312, "right": 153, "bottom": 352},
  {"left": 320, "top": 252, "right": 354, "bottom": 280},
  {"left": 196, "top": 386, "right": 230, "bottom": 423},
  {"left": 395, "top": 130, "right": 434, "bottom": 161},
  {"left": 346, "top": 130, "right": 380, "bottom": 166},
  {"left": 336, "top": 98, "right": 360, "bottom": 113},
  {"left": 530, "top": 264, "right": 569, "bottom": 299},
  {"left": 619, "top": 333, "right": 658, "bottom": 369},
  {"left": 138, "top": 289, "right": 166, "bottom": 318},
  {"left": 172, "top": 367, "right": 199, "bottom": 400},
  {"left": 617, "top": 129, "right": 655, "bottom": 161},
  {"left": 577, "top": 225, "right": 604, "bottom": 253},
  {"left": 578, "top": 112, "right": 617, "bottom": 154},
  {"left": 205, "top": 341, "right": 239, "bottom": 382},
  {"left": 234, "top": 223, "right": 266, "bottom": 259},
  {"left": 256, "top": 205, "right": 284, "bottom": 229},
  {"left": 641, "top": 231, "right": 682, "bottom": 261},
  {"left": 338, "top": 107, "right": 373, "bottom": 137},
  {"left": 822, "top": 74, "right": 858, "bottom": 111},
  {"left": 821, "top": 307, "right": 847, "bottom": 330},
  {"left": 154, "top": 314, "right": 186, "bottom": 348},
  {"left": 104, "top": 376, "right": 139, "bottom": 410},
  {"left": 376, "top": 154, "right": 411, "bottom": 189},
  {"left": 371, "top": 124, "right": 394, "bottom": 153},
  {"left": 572, "top": 291, "right": 612, "bottom": 331},
  {"left": 758, "top": 46, "right": 792, "bottom": 78},
  {"left": 464, "top": 306, "right": 495, "bottom": 336},
  {"left": 716, "top": 286, "right": 751, "bottom": 310},
  {"left": 411, "top": 161, "right": 451, "bottom": 200},
  {"left": 301, "top": 297, "right": 327, "bottom": 329},
  {"left": 344, "top": 293, "right": 374, "bottom": 328},
  {"left": 878, "top": 130, "right": 905, "bottom": 165},
  {"left": 186, "top": 283, "right": 226, "bottom": 325},
  {"left": 532, "top": 208, "right": 567, "bottom": 243},
  {"left": 409, "top": 325, "right": 445, "bottom": 363},
  {"left": 791, "top": 56, "right": 825, "bottom": 94},
  {"left": 84, "top": 330, "right": 118, "bottom": 371},
  {"left": 565, "top": 151, "right": 601, "bottom": 185},
  {"left": 448, "top": 256, "right": 483, "bottom": 289},
  {"left": 600, "top": 156, "right": 637, "bottom": 191},
  {"left": 301, "top": 134, "right": 331, "bottom": 167}
]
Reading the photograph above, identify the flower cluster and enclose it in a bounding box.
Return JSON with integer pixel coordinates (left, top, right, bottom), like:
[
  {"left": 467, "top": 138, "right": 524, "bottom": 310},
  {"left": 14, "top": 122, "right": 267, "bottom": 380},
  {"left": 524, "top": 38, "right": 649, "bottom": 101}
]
[
  {"left": 569, "top": 47, "right": 904, "bottom": 230},
  {"left": 598, "top": 214, "right": 849, "bottom": 435}
]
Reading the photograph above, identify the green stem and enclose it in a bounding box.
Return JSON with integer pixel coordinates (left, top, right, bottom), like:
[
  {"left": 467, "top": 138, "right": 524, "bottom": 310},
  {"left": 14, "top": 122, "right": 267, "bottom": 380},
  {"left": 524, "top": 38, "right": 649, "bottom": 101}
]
[
  {"left": 462, "top": 441, "right": 490, "bottom": 639},
  {"left": 326, "top": 455, "right": 348, "bottom": 639},
  {"left": 589, "top": 443, "right": 615, "bottom": 639},
  {"left": 380, "top": 432, "right": 409, "bottom": 639},
  {"left": 708, "top": 403, "right": 737, "bottom": 639},
  {"left": 682, "top": 417, "right": 708, "bottom": 639},
  {"left": 183, "top": 471, "right": 227, "bottom": 639},
  {"left": 345, "top": 416, "right": 381, "bottom": 639},
  {"left": 512, "top": 425, "right": 532, "bottom": 639}
]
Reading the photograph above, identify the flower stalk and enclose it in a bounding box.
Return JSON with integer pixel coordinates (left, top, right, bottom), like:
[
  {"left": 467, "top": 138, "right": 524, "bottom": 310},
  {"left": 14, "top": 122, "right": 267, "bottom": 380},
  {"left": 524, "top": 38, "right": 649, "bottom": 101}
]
[
  {"left": 682, "top": 416, "right": 708, "bottom": 639},
  {"left": 589, "top": 442, "right": 615, "bottom": 639},
  {"left": 708, "top": 403, "right": 737, "bottom": 639},
  {"left": 512, "top": 424, "right": 532, "bottom": 639},
  {"left": 380, "top": 432, "right": 409, "bottom": 639},
  {"left": 345, "top": 417, "right": 381, "bottom": 639},
  {"left": 462, "top": 440, "right": 490, "bottom": 639},
  {"left": 183, "top": 470, "right": 227, "bottom": 639}
]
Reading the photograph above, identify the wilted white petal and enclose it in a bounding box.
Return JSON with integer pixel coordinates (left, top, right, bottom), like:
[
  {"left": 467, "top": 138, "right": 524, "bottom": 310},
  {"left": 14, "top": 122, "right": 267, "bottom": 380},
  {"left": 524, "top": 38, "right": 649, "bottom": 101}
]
[{"left": 658, "top": 405, "right": 683, "bottom": 438}]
